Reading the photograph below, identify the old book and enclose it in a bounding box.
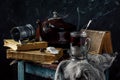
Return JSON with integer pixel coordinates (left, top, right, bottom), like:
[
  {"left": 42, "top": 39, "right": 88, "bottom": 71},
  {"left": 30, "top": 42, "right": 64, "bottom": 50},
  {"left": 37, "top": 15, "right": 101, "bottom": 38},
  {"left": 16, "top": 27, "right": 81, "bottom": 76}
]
[
  {"left": 83, "top": 29, "right": 113, "bottom": 54},
  {"left": 7, "top": 48, "right": 63, "bottom": 64},
  {"left": 4, "top": 39, "right": 48, "bottom": 51}
]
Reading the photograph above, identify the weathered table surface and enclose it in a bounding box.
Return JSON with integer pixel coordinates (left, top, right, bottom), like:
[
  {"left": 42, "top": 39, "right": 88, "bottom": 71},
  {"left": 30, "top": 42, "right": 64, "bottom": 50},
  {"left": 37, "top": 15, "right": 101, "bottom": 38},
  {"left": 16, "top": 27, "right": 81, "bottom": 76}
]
[{"left": 18, "top": 61, "right": 58, "bottom": 80}]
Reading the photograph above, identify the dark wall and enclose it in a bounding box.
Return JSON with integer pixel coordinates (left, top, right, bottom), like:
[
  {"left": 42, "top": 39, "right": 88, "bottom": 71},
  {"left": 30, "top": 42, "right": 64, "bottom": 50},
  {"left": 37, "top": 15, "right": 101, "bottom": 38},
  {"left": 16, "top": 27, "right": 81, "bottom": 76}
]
[
  {"left": 0, "top": 0, "right": 120, "bottom": 51},
  {"left": 0, "top": 0, "right": 120, "bottom": 80}
]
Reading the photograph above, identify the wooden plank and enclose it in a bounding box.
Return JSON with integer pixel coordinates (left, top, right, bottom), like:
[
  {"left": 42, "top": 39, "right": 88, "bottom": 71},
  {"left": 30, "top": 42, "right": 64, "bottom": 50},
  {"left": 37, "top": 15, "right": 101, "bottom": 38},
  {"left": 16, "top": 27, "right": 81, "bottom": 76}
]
[
  {"left": 4, "top": 39, "right": 48, "bottom": 51},
  {"left": 7, "top": 48, "right": 63, "bottom": 64}
]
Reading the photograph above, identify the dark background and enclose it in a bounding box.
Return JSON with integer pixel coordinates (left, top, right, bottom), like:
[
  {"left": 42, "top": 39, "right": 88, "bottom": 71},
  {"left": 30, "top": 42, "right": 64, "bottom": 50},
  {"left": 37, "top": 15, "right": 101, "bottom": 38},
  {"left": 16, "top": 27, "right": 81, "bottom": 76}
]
[{"left": 0, "top": 0, "right": 120, "bottom": 80}]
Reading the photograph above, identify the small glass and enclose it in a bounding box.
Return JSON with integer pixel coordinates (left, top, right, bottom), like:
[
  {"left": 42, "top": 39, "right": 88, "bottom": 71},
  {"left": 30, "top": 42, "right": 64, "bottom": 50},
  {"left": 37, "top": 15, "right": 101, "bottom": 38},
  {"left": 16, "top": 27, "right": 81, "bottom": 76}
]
[
  {"left": 70, "top": 32, "right": 80, "bottom": 58},
  {"left": 70, "top": 31, "right": 90, "bottom": 60}
]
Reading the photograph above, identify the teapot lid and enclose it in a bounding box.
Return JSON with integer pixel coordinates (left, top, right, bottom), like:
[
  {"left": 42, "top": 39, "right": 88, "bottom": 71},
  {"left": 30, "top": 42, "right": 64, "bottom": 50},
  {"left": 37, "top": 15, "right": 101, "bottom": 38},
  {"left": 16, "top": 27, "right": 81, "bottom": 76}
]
[{"left": 48, "top": 11, "right": 61, "bottom": 21}]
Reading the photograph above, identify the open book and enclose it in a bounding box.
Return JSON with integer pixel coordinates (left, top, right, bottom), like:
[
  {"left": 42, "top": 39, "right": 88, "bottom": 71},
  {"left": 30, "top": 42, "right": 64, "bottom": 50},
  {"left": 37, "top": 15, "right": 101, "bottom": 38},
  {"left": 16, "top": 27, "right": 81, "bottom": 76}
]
[
  {"left": 4, "top": 39, "right": 48, "bottom": 51},
  {"left": 83, "top": 29, "right": 113, "bottom": 54}
]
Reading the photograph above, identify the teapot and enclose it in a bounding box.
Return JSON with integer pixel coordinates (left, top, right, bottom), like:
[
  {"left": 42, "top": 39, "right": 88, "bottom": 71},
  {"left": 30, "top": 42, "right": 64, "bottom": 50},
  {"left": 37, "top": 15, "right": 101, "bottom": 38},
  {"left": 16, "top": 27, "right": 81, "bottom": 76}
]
[{"left": 36, "top": 11, "right": 76, "bottom": 48}]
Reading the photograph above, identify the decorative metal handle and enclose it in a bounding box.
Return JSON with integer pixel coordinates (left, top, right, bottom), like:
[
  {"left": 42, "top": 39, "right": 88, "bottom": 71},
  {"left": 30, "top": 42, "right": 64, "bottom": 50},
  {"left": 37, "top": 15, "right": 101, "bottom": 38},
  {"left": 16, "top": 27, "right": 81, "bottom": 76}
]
[{"left": 84, "top": 37, "right": 91, "bottom": 53}]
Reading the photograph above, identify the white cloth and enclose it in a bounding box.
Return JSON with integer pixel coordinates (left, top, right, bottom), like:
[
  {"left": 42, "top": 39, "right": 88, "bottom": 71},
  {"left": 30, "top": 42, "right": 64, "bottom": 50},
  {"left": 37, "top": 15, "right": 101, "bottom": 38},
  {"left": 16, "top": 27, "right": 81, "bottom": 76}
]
[
  {"left": 54, "top": 53, "right": 116, "bottom": 80},
  {"left": 46, "top": 47, "right": 59, "bottom": 54}
]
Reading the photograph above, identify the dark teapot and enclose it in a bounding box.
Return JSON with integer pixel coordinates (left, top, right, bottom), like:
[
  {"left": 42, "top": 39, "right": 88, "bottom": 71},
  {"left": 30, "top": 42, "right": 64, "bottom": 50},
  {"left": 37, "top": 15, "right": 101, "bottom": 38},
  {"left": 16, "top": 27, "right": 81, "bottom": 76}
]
[{"left": 36, "top": 11, "right": 76, "bottom": 48}]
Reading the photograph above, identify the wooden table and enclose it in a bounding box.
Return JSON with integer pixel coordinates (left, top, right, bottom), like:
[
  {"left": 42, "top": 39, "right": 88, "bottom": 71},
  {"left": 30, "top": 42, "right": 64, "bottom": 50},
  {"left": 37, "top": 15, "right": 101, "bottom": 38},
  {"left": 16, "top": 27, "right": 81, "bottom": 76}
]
[
  {"left": 10, "top": 52, "right": 109, "bottom": 80},
  {"left": 18, "top": 61, "right": 57, "bottom": 80},
  {"left": 6, "top": 49, "right": 63, "bottom": 80},
  {"left": 17, "top": 60, "right": 109, "bottom": 80}
]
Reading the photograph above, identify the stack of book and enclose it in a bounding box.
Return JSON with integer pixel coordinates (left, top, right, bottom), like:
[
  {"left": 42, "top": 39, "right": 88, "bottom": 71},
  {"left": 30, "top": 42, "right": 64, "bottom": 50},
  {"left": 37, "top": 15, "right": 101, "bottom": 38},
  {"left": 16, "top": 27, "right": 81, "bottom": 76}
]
[{"left": 4, "top": 39, "right": 63, "bottom": 64}]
